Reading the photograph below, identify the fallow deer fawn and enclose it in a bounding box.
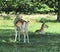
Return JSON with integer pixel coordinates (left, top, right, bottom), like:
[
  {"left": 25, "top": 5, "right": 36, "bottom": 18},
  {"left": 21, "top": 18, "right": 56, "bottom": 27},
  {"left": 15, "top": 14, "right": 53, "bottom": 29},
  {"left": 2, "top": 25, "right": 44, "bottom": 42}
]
[{"left": 35, "top": 22, "right": 48, "bottom": 34}]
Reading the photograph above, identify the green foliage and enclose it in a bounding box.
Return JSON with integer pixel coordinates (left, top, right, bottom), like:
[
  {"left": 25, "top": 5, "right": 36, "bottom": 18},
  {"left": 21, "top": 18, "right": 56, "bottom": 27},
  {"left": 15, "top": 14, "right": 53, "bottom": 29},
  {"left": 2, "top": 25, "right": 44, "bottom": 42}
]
[
  {"left": 0, "top": 0, "right": 58, "bottom": 14},
  {"left": 35, "top": 3, "right": 54, "bottom": 13}
]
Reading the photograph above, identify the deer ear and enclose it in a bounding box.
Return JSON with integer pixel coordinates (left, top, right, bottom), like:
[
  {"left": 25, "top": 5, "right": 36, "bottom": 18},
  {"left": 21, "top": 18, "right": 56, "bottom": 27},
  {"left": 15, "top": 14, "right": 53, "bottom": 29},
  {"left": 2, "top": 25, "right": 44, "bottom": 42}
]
[
  {"left": 26, "top": 21, "right": 29, "bottom": 23},
  {"left": 43, "top": 21, "right": 46, "bottom": 23},
  {"left": 16, "top": 12, "right": 19, "bottom": 15},
  {"left": 27, "top": 21, "right": 29, "bottom": 22},
  {"left": 20, "top": 16, "right": 22, "bottom": 18}
]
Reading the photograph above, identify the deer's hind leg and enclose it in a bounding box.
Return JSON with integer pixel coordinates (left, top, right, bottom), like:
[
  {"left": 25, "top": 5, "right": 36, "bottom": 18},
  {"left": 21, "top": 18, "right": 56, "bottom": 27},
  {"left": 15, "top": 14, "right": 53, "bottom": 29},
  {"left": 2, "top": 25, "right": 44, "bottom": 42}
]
[
  {"left": 26, "top": 31, "right": 29, "bottom": 43},
  {"left": 23, "top": 31, "right": 26, "bottom": 43},
  {"left": 18, "top": 31, "right": 20, "bottom": 41},
  {"left": 22, "top": 30, "right": 26, "bottom": 43},
  {"left": 23, "top": 30, "right": 29, "bottom": 43}
]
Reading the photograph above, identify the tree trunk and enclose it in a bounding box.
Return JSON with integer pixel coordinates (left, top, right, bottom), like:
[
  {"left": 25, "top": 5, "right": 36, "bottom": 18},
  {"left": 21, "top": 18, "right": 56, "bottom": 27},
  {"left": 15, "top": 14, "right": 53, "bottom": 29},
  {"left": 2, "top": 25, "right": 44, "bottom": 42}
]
[{"left": 57, "top": 0, "right": 60, "bottom": 21}]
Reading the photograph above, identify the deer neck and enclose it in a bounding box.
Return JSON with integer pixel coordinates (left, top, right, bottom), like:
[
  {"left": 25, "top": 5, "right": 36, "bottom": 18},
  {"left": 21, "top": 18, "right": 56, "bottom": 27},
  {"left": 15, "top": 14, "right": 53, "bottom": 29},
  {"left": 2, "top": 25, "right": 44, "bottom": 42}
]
[
  {"left": 40, "top": 26, "right": 44, "bottom": 31},
  {"left": 38, "top": 27, "right": 45, "bottom": 34}
]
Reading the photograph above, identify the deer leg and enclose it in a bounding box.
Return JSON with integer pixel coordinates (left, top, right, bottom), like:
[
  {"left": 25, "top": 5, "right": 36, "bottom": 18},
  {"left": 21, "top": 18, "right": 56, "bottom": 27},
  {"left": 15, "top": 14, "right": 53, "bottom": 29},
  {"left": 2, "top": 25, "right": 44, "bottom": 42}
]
[
  {"left": 26, "top": 31, "right": 29, "bottom": 43},
  {"left": 15, "top": 31, "right": 18, "bottom": 42},
  {"left": 18, "top": 31, "right": 20, "bottom": 41},
  {"left": 23, "top": 31, "right": 26, "bottom": 43}
]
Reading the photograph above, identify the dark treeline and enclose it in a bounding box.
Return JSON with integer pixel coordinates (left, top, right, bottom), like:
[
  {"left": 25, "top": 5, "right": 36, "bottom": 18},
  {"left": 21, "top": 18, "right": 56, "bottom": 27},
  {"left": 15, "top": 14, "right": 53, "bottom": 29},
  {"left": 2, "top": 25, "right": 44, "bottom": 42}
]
[{"left": 0, "top": 0, "right": 58, "bottom": 14}]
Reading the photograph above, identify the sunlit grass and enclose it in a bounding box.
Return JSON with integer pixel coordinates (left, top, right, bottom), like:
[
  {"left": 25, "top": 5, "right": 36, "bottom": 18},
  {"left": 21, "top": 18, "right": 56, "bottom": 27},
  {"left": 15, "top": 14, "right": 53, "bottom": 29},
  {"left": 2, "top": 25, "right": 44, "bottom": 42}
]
[
  {"left": 46, "top": 22, "right": 60, "bottom": 34},
  {"left": 0, "top": 14, "right": 60, "bottom": 34}
]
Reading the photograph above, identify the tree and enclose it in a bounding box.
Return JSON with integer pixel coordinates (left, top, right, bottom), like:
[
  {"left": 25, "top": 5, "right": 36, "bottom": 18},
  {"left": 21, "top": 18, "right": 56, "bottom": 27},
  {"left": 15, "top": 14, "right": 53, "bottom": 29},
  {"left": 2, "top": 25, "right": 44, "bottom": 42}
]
[
  {"left": 57, "top": 0, "right": 60, "bottom": 21},
  {"left": 0, "top": 0, "right": 58, "bottom": 14}
]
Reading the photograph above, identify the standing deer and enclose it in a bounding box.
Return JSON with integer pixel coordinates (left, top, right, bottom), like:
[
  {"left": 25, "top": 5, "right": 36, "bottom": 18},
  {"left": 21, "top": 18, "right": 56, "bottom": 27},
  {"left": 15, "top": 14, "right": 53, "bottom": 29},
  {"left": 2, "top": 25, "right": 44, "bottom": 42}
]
[
  {"left": 14, "top": 13, "right": 29, "bottom": 43},
  {"left": 35, "top": 22, "right": 48, "bottom": 34}
]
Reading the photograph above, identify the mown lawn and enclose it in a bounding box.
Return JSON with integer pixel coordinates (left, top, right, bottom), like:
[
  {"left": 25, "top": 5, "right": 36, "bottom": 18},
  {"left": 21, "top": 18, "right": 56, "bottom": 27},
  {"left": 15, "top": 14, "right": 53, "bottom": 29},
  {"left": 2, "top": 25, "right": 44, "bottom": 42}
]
[{"left": 0, "top": 14, "right": 60, "bottom": 52}]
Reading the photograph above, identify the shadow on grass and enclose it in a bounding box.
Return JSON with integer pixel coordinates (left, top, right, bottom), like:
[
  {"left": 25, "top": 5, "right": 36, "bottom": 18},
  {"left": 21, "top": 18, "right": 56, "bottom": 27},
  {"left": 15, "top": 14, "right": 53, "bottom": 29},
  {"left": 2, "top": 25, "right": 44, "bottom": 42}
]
[
  {"left": 0, "top": 29, "right": 60, "bottom": 48},
  {"left": 0, "top": 29, "right": 60, "bottom": 52}
]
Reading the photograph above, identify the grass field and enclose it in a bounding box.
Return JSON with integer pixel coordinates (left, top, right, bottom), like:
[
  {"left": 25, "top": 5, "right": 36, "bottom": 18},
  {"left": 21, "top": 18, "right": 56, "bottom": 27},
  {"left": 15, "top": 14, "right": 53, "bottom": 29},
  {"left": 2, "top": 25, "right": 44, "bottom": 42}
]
[{"left": 0, "top": 14, "right": 60, "bottom": 52}]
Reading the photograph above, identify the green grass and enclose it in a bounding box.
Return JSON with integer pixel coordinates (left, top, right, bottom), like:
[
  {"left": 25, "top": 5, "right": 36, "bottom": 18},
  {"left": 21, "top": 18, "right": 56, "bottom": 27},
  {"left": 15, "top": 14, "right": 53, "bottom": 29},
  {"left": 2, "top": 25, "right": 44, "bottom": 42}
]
[{"left": 0, "top": 14, "right": 60, "bottom": 52}]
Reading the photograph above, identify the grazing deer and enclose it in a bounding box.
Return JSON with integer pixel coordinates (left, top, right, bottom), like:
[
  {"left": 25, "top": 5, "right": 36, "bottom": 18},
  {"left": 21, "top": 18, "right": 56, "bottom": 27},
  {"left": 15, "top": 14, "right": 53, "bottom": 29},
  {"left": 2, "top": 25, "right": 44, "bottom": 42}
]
[
  {"left": 35, "top": 22, "right": 48, "bottom": 34},
  {"left": 14, "top": 13, "right": 29, "bottom": 43}
]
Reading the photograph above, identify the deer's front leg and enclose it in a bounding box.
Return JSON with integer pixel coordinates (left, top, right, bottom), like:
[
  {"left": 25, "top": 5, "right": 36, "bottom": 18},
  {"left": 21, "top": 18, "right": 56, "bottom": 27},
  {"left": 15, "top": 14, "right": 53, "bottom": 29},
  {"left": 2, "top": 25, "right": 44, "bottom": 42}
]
[{"left": 15, "top": 31, "right": 18, "bottom": 42}]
